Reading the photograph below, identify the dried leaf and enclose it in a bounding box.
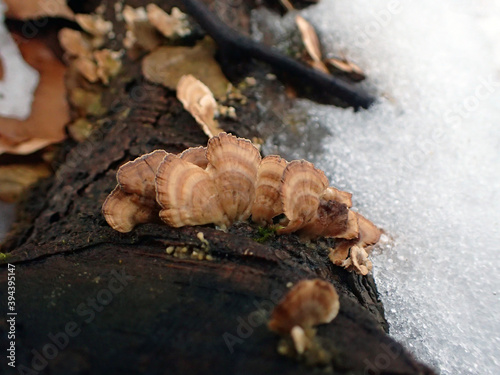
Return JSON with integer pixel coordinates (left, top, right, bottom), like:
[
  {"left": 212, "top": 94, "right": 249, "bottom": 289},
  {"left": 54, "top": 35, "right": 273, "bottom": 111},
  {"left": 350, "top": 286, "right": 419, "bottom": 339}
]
[
  {"left": 295, "top": 15, "right": 329, "bottom": 73},
  {"left": 176, "top": 75, "right": 222, "bottom": 138},
  {"left": 58, "top": 28, "right": 94, "bottom": 58},
  {"left": 75, "top": 14, "right": 113, "bottom": 37},
  {"left": 325, "top": 57, "right": 366, "bottom": 81},
  {"left": 122, "top": 5, "right": 162, "bottom": 51},
  {"left": 5, "top": 0, "right": 74, "bottom": 20},
  {"left": 0, "top": 164, "right": 51, "bottom": 202},
  {"left": 142, "top": 37, "right": 229, "bottom": 99},
  {"left": 93, "top": 49, "right": 122, "bottom": 84},
  {"left": 146, "top": 5, "right": 191, "bottom": 38},
  {"left": 0, "top": 35, "right": 69, "bottom": 155},
  {"left": 73, "top": 57, "right": 99, "bottom": 83}
]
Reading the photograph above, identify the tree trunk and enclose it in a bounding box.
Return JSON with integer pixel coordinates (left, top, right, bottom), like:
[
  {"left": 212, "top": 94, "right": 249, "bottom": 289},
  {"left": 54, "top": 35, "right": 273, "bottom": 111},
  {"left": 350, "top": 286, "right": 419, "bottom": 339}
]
[{"left": 0, "top": 1, "right": 434, "bottom": 374}]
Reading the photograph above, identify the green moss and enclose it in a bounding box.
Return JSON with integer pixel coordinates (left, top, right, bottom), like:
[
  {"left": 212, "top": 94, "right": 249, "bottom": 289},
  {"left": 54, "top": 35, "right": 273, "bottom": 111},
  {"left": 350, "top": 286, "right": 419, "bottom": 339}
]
[
  {"left": 0, "top": 252, "right": 10, "bottom": 261},
  {"left": 254, "top": 226, "right": 277, "bottom": 243}
]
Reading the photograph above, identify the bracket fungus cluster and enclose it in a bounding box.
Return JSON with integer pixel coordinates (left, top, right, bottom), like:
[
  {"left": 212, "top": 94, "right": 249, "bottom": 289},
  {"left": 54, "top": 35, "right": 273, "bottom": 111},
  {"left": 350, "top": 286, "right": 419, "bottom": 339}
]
[
  {"left": 102, "top": 133, "right": 381, "bottom": 274},
  {"left": 269, "top": 279, "right": 339, "bottom": 359}
]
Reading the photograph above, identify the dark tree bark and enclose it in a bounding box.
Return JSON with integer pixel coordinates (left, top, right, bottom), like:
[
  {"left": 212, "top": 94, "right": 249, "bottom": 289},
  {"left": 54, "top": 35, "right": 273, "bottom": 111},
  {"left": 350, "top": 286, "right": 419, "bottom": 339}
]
[{"left": 0, "top": 1, "right": 434, "bottom": 374}]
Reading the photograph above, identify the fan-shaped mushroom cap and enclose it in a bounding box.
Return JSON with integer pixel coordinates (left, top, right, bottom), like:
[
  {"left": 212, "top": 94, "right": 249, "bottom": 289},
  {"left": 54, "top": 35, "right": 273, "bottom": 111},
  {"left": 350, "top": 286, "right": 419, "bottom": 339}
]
[
  {"left": 117, "top": 150, "right": 168, "bottom": 198},
  {"left": 278, "top": 160, "right": 329, "bottom": 234},
  {"left": 349, "top": 245, "right": 373, "bottom": 275},
  {"left": 179, "top": 146, "right": 208, "bottom": 169},
  {"left": 102, "top": 186, "right": 160, "bottom": 233},
  {"left": 252, "top": 155, "right": 287, "bottom": 225},
  {"left": 102, "top": 150, "right": 168, "bottom": 232},
  {"left": 206, "top": 133, "right": 262, "bottom": 224},
  {"left": 321, "top": 186, "right": 353, "bottom": 207},
  {"left": 268, "top": 279, "right": 340, "bottom": 334},
  {"left": 297, "top": 200, "right": 359, "bottom": 241},
  {"left": 155, "top": 154, "right": 228, "bottom": 228},
  {"left": 176, "top": 74, "right": 222, "bottom": 138},
  {"left": 356, "top": 213, "right": 382, "bottom": 251}
]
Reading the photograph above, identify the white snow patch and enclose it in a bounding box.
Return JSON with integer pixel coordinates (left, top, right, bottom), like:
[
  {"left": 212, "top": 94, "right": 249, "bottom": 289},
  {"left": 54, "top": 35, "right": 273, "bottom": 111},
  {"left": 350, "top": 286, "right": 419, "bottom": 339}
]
[
  {"left": 0, "top": 0, "right": 39, "bottom": 120},
  {"left": 254, "top": 1, "right": 500, "bottom": 374}
]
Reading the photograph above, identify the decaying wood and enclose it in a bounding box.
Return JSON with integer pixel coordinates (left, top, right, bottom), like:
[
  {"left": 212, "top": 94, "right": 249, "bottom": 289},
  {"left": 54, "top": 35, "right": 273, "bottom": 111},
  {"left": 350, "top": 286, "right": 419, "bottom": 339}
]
[{"left": 0, "top": 1, "right": 433, "bottom": 374}]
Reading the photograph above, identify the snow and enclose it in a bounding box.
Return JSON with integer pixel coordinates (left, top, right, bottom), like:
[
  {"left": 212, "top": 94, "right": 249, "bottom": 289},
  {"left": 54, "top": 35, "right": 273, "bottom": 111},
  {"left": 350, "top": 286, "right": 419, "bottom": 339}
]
[
  {"left": 254, "top": 1, "right": 500, "bottom": 374},
  {"left": 0, "top": 0, "right": 39, "bottom": 120}
]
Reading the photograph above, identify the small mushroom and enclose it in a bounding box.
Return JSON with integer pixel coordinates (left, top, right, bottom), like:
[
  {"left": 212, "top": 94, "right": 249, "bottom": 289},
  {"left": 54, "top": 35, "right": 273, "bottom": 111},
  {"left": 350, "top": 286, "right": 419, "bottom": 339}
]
[
  {"left": 321, "top": 186, "right": 353, "bottom": 207},
  {"left": 279, "top": 160, "right": 329, "bottom": 234},
  {"left": 102, "top": 150, "right": 167, "bottom": 232},
  {"left": 179, "top": 146, "right": 208, "bottom": 169},
  {"left": 296, "top": 200, "right": 359, "bottom": 241},
  {"left": 155, "top": 154, "right": 228, "bottom": 228},
  {"left": 102, "top": 186, "right": 159, "bottom": 233},
  {"left": 176, "top": 74, "right": 223, "bottom": 138},
  {"left": 252, "top": 155, "right": 287, "bottom": 225},
  {"left": 328, "top": 212, "right": 381, "bottom": 275},
  {"left": 348, "top": 245, "right": 373, "bottom": 276},
  {"left": 117, "top": 150, "right": 168, "bottom": 198},
  {"left": 269, "top": 279, "right": 340, "bottom": 334},
  {"left": 206, "top": 133, "right": 262, "bottom": 224}
]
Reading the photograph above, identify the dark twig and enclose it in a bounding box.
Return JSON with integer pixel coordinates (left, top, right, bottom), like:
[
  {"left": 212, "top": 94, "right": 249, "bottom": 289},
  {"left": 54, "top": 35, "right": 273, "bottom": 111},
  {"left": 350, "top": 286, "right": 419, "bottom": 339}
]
[{"left": 182, "top": 0, "right": 375, "bottom": 109}]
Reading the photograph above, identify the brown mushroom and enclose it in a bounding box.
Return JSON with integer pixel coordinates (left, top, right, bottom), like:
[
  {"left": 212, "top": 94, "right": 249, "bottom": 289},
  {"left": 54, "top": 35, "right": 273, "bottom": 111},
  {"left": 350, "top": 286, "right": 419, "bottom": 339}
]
[
  {"left": 320, "top": 186, "right": 353, "bottom": 207},
  {"left": 268, "top": 279, "right": 340, "bottom": 335},
  {"left": 279, "top": 160, "right": 329, "bottom": 234},
  {"left": 251, "top": 155, "right": 287, "bottom": 225},
  {"left": 179, "top": 146, "right": 208, "bottom": 169},
  {"left": 102, "top": 150, "right": 167, "bottom": 232},
  {"left": 102, "top": 186, "right": 159, "bottom": 233},
  {"left": 176, "top": 74, "right": 222, "bottom": 138},
  {"left": 296, "top": 200, "right": 359, "bottom": 241},
  {"left": 206, "top": 133, "right": 262, "bottom": 224},
  {"left": 155, "top": 154, "right": 228, "bottom": 228}
]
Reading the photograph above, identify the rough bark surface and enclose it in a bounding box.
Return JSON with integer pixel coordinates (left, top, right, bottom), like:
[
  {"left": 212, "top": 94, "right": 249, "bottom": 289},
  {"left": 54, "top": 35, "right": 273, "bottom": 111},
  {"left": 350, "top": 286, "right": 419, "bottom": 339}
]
[{"left": 0, "top": 1, "right": 435, "bottom": 374}]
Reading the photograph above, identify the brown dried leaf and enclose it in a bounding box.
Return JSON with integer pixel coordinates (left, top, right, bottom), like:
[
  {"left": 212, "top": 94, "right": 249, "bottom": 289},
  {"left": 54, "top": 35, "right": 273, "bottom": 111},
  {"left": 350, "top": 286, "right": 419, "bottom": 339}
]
[
  {"left": 176, "top": 75, "right": 222, "bottom": 138},
  {"left": 58, "top": 28, "right": 93, "bottom": 58},
  {"left": 73, "top": 57, "right": 99, "bottom": 83},
  {"left": 75, "top": 13, "right": 113, "bottom": 37},
  {"left": 295, "top": 15, "right": 329, "bottom": 73},
  {"left": 325, "top": 57, "right": 366, "bottom": 82},
  {"left": 146, "top": 4, "right": 190, "bottom": 38},
  {"left": 5, "top": 0, "right": 74, "bottom": 20},
  {"left": 0, "top": 35, "right": 69, "bottom": 155},
  {"left": 0, "top": 164, "right": 51, "bottom": 202},
  {"left": 142, "top": 37, "right": 230, "bottom": 99},
  {"left": 93, "top": 49, "right": 122, "bottom": 85}
]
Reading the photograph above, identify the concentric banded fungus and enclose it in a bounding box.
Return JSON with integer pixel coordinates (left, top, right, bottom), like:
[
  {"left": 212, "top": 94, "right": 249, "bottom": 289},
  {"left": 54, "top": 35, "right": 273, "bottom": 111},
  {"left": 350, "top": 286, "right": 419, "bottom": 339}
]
[
  {"left": 251, "top": 155, "right": 287, "bottom": 225},
  {"left": 102, "top": 132, "right": 381, "bottom": 274},
  {"left": 155, "top": 154, "right": 227, "bottom": 228},
  {"left": 328, "top": 212, "right": 382, "bottom": 275},
  {"left": 279, "top": 160, "right": 329, "bottom": 234},
  {"left": 176, "top": 74, "right": 222, "bottom": 138},
  {"left": 269, "top": 279, "right": 339, "bottom": 335},
  {"left": 206, "top": 133, "right": 262, "bottom": 223},
  {"left": 102, "top": 150, "right": 167, "bottom": 232},
  {"left": 179, "top": 146, "right": 208, "bottom": 169}
]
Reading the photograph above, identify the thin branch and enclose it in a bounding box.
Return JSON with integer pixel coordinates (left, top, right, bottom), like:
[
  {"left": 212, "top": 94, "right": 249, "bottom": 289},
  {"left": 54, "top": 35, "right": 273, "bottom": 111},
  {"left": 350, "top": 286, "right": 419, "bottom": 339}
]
[{"left": 182, "top": 0, "right": 375, "bottom": 109}]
